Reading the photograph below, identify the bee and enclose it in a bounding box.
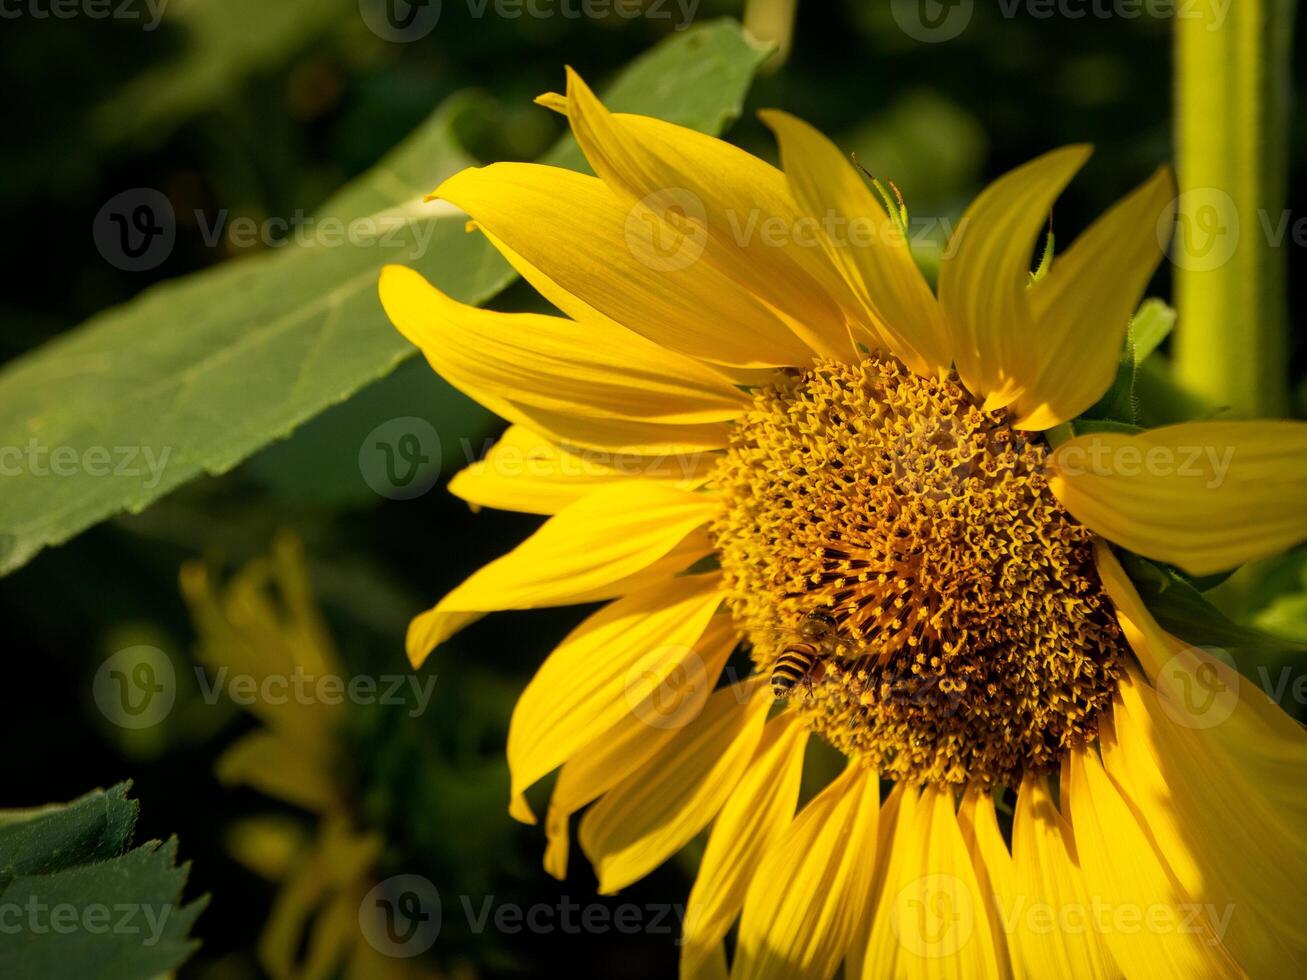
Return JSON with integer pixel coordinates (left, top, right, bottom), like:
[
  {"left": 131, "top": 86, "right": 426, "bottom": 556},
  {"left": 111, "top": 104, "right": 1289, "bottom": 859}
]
[{"left": 770, "top": 610, "right": 840, "bottom": 700}]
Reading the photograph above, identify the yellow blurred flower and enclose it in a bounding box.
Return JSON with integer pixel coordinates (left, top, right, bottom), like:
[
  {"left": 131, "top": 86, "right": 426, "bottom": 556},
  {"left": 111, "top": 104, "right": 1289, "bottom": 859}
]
[
  {"left": 183, "top": 537, "right": 449, "bottom": 980},
  {"left": 380, "top": 69, "right": 1307, "bottom": 978}
]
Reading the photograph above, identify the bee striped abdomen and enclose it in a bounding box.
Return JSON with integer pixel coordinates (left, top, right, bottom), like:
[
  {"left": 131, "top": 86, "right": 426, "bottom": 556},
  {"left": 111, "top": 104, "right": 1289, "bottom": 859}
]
[{"left": 771, "top": 646, "right": 818, "bottom": 699}]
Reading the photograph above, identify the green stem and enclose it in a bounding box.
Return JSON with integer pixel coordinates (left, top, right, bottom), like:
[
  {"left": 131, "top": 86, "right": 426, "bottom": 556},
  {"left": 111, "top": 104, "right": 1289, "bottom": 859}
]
[
  {"left": 1172, "top": 0, "right": 1294, "bottom": 418},
  {"left": 743, "top": 0, "right": 797, "bottom": 72}
]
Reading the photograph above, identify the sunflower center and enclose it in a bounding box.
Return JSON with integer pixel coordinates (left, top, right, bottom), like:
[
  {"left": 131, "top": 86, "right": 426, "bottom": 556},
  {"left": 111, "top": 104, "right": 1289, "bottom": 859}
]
[{"left": 709, "top": 355, "right": 1125, "bottom": 788}]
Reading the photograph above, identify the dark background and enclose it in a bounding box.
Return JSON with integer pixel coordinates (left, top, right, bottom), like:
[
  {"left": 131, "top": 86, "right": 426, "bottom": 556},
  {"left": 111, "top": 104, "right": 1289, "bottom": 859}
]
[{"left": 2, "top": 1, "right": 1304, "bottom": 977}]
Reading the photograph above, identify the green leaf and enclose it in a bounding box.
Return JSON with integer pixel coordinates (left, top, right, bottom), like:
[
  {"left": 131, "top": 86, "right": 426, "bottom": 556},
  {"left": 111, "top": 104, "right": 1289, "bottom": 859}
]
[
  {"left": 0, "top": 20, "right": 769, "bottom": 577},
  {"left": 1068, "top": 419, "right": 1144, "bottom": 437},
  {"left": 1120, "top": 552, "right": 1307, "bottom": 663},
  {"left": 1079, "top": 298, "right": 1185, "bottom": 426},
  {"left": 0, "top": 784, "right": 137, "bottom": 882},
  {"left": 1219, "top": 547, "right": 1307, "bottom": 645},
  {"left": 0, "top": 784, "right": 205, "bottom": 980},
  {"left": 245, "top": 358, "right": 497, "bottom": 505},
  {"left": 1129, "top": 298, "right": 1177, "bottom": 363},
  {"left": 1079, "top": 299, "right": 1174, "bottom": 425}
]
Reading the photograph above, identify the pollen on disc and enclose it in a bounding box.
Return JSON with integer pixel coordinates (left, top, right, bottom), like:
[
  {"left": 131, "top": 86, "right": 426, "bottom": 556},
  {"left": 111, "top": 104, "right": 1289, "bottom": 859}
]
[{"left": 709, "top": 355, "right": 1126, "bottom": 788}]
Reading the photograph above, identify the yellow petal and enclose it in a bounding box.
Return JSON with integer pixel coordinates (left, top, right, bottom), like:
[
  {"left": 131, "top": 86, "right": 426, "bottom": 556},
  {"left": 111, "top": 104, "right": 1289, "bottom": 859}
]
[
  {"left": 1096, "top": 541, "right": 1307, "bottom": 814},
  {"left": 379, "top": 264, "right": 735, "bottom": 455},
  {"left": 681, "top": 713, "right": 808, "bottom": 979},
  {"left": 476, "top": 225, "right": 780, "bottom": 389},
  {"left": 447, "top": 425, "right": 719, "bottom": 516},
  {"left": 506, "top": 572, "right": 723, "bottom": 824},
  {"left": 957, "top": 786, "right": 1019, "bottom": 980},
  {"left": 259, "top": 819, "right": 380, "bottom": 980},
  {"left": 380, "top": 264, "right": 744, "bottom": 424},
  {"left": 539, "top": 613, "right": 740, "bottom": 875},
  {"left": 406, "top": 482, "right": 718, "bottom": 663},
  {"left": 1064, "top": 747, "right": 1241, "bottom": 979},
  {"left": 1011, "top": 774, "right": 1120, "bottom": 979},
  {"left": 578, "top": 678, "right": 770, "bottom": 894},
  {"left": 434, "top": 162, "right": 813, "bottom": 370},
  {"left": 512, "top": 402, "right": 731, "bottom": 456},
  {"left": 1015, "top": 167, "right": 1175, "bottom": 429},
  {"left": 759, "top": 109, "right": 952, "bottom": 379},
  {"left": 938, "top": 146, "right": 1091, "bottom": 408},
  {"left": 563, "top": 69, "right": 862, "bottom": 363},
  {"left": 845, "top": 782, "right": 911, "bottom": 980},
  {"left": 479, "top": 219, "right": 793, "bottom": 386},
  {"left": 1103, "top": 669, "right": 1307, "bottom": 975},
  {"left": 215, "top": 731, "right": 337, "bottom": 813},
  {"left": 863, "top": 784, "right": 1003, "bottom": 979},
  {"left": 1050, "top": 421, "right": 1307, "bottom": 575},
  {"left": 733, "top": 763, "right": 880, "bottom": 980}
]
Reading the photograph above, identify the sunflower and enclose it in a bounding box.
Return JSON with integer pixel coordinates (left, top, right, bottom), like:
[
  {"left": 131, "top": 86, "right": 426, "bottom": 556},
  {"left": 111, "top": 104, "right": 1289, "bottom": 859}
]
[
  {"left": 379, "top": 68, "right": 1307, "bottom": 978},
  {"left": 183, "top": 537, "right": 448, "bottom": 980}
]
